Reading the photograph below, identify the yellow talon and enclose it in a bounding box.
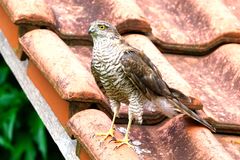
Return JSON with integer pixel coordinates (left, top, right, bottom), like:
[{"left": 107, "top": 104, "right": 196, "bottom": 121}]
[
  {"left": 96, "top": 108, "right": 118, "bottom": 142},
  {"left": 114, "top": 137, "right": 133, "bottom": 149},
  {"left": 114, "top": 116, "right": 134, "bottom": 149},
  {"left": 96, "top": 128, "right": 115, "bottom": 142}
]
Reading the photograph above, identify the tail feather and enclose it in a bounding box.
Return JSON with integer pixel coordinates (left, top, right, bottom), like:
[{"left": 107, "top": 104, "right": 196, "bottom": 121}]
[
  {"left": 169, "top": 98, "right": 216, "bottom": 132},
  {"left": 154, "top": 87, "right": 216, "bottom": 132},
  {"left": 169, "top": 87, "right": 191, "bottom": 102},
  {"left": 169, "top": 88, "right": 203, "bottom": 110}
]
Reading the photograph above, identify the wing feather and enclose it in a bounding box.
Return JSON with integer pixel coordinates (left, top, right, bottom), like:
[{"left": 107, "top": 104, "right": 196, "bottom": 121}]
[
  {"left": 120, "top": 49, "right": 171, "bottom": 99},
  {"left": 120, "top": 47, "right": 215, "bottom": 132}
]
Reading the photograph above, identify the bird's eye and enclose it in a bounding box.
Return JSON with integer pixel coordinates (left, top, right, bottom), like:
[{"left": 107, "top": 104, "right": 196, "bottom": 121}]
[{"left": 98, "top": 24, "right": 106, "bottom": 30}]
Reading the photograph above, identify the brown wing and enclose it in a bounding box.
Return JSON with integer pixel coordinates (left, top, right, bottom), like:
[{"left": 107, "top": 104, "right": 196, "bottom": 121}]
[{"left": 120, "top": 49, "right": 171, "bottom": 99}]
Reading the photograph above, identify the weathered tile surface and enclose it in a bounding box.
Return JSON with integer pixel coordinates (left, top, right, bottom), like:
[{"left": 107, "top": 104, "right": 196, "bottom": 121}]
[
  {"left": 215, "top": 134, "right": 240, "bottom": 160},
  {"left": 223, "top": 0, "right": 240, "bottom": 20},
  {"left": 113, "top": 115, "right": 233, "bottom": 160},
  {"left": 1, "top": 0, "right": 151, "bottom": 41},
  {"left": 67, "top": 109, "right": 139, "bottom": 160},
  {"left": 1, "top": 0, "right": 56, "bottom": 25},
  {"left": 165, "top": 44, "right": 240, "bottom": 133},
  {"left": 45, "top": 0, "right": 151, "bottom": 40},
  {"left": 19, "top": 29, "right": 107, "bottom": 105},
  {"left": 137, "top": 0, "right": 240, "bottom": 54},
  {"left": 3, "top": 0, "right": 240, "bottom": 53}
]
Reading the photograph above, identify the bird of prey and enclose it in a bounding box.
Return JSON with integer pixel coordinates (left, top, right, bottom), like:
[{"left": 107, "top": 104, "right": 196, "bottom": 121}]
[{"left": 88, "top": 20, "right": 215, "bottom": 148}]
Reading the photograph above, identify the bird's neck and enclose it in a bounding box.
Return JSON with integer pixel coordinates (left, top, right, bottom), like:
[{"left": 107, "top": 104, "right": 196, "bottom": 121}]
[
  {"left": 93, "top": 36, "right": 122, "bottom": 48},
  {"left": 92, "top": 37, "right": 124, "bottom": 60}
]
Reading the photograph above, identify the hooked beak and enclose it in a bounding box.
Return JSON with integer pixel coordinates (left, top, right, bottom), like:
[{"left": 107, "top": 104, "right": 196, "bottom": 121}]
[{"left": 88, "top": 26, "right": 95, "bottom": 34}]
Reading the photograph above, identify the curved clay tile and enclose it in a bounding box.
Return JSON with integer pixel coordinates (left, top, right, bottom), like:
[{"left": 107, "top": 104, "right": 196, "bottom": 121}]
[
  {"left": 137, "top": 0, "right": 240, "bottom": 54},
  {"left": 1, "top": 0, "right": 151, "bottom": 41},
  {"left": 19, "top": 29, "right": 107, "bottom": 105},
  {"left": 67, "top": 109, "right": 139, "bottom": 160},
  {"left": 165, "top": 44, "right": 240, "bottom": 133},
  {"left": 45, "top": 0, "right": 151, "bottom": 40},
  {"left": 68, "top": 111, "right": 234, "bottom": 160},
  {"left": 0, "top": 0, "right": 56, "bottom": 26},
  {"left": 129, "top": 115, "right": 234, "bottom": 160}
]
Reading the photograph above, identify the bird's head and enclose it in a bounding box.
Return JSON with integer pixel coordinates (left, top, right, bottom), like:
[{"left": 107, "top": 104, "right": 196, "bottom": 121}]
[{"left": 88, "top": 20, "right": 120, "bottom": 40}]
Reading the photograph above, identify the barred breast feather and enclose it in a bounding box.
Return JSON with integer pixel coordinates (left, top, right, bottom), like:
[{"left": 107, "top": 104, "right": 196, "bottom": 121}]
[{"left": 91, "top": 41, "right": 143, "bottom": 104}]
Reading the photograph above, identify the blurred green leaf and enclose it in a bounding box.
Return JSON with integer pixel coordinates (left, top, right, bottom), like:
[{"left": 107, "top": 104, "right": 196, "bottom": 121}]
[
  {"left": 0, "top": 106, "right": 17, "bottom": 122},
  {"left": 12, "top": 134, "right": 36, "bottom": 160},
  {"left": 2, "top": 110, "right": 17, "bottom": 141},
  {"left": 0, "top": 86, "right": 26, "bottom": 108},
  {"left": 0, "top": 66, "right": 9, "bottom": 85},
  {"left": 0, "top": 91, "right": 16, "bottom": 107},
  {"left": 28, "top": 112, "right": 47, "bottom": 160},
  {"left": 0, "top": 136, "right": 13, "bottom": 150}
]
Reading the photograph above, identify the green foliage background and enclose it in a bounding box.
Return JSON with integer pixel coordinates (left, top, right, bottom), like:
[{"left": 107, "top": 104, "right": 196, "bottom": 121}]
[{"left": 0, "top": 55, "right": 64, "bottom": 160}]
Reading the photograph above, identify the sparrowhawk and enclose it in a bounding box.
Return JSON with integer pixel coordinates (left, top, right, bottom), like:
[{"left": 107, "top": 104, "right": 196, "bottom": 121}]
[{"left": 88, "top": 20, "right": 215, "bottom": 148}]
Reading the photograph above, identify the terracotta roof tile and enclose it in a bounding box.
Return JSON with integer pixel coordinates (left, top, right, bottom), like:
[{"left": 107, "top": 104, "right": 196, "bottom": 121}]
[
  {"left": 2, "top": 0, "right": 151, "bottom": 41},
  {"left": 46, "top": 0, "right": 151, "bottom": 40},
  {"left": 68, "top": 111, "right": 235, "bottom": 160},
  {"left": 216, "top": 134, "right": 240, "bottom": 159},
  {"left": 1, "top": 0, "right": 56, "bottom": 25},
  {"left": 67, "top": 109, "right": 139, "bottom": 160},
  {"left": 223, "top": 0, "right": 240, "bottom": 19},
  {"left": 126, "top": 115, "right": 234, "bottom": 160},
  {"left": 19, "top": 29, "right": 107, "bottom": 104},
  {"left": 137, "top": 0, "right": 240, "bottom": 54},
  {"left": 165, "top": 44, "right": 240, "bottom": 133}
]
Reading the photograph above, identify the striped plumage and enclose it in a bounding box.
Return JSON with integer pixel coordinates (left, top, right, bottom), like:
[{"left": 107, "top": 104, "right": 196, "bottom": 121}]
[
  {"left": 91, "top": 33, "right": 145, "bottom": 124},
  {"left": 88, "top": 20, "right": 215, "bottom": 148}
]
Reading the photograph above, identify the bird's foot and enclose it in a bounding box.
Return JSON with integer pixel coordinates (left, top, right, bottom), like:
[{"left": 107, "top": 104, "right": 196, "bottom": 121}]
[
  {"left": 96, "top": 128, "right": 115, "bottom": 142},
  {"left": 114, "top": 137, "right": 133, "bottom": 149}
]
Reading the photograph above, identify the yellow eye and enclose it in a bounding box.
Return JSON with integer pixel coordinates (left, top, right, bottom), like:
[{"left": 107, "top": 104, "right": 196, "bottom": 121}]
[{"left": 98, "top": 24, "right": 106, "bottom": 30}]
